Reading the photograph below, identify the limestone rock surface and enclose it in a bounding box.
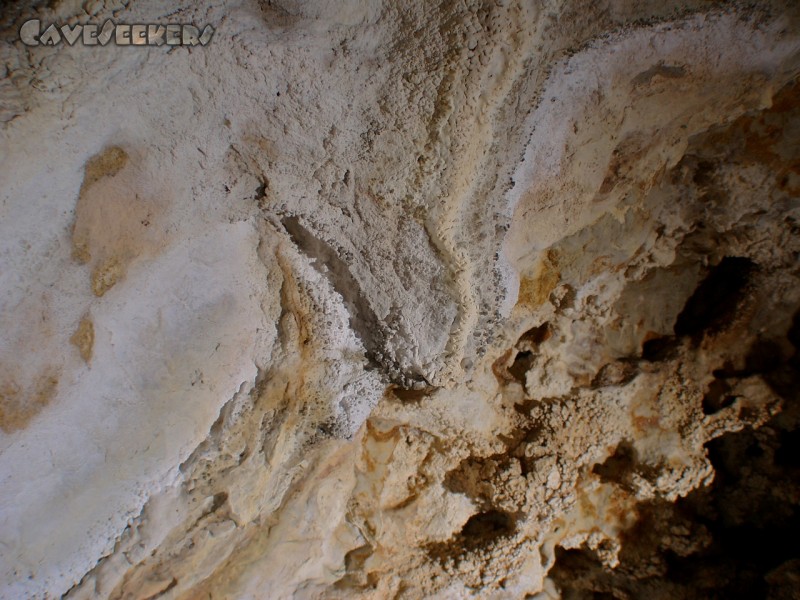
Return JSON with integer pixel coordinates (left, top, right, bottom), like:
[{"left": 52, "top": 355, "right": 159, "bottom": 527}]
[{"left": 1, "top": 0, "right": 799, "bottom": 598}]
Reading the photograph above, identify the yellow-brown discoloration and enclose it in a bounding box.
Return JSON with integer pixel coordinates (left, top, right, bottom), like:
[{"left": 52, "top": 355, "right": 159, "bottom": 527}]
[
  {"left": 91, "top": 258, "right": 123, "bottom": 298},
  {"left": 70, "top": 316, "right": 95, "bottom": 364},
  {"left": 72, "top": 146, "right": 129, "bottom": 265},
  {"left": 0, "top": 370, "right": 59, "bottom": 433},
  {"left": 517, "top": 256, "right": 560, "bottom": 308},
  {"left": 72, "top": 146, "right": 169, "bottom": 296},
  {"left": 83, "top": 146, "right": 129, "bottom": 189}
]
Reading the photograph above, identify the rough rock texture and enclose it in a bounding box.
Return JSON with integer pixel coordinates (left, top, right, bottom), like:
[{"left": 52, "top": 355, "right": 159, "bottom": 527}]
[{"left": 1, "top": 0, "right": 799, "bottom": 598}]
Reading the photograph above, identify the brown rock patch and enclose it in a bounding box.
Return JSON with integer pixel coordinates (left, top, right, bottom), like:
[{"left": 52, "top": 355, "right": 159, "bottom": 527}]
[
  {"left": 0, "top": 369, "right": 59, "bottom": 433},
  {"left": 70, "top": 316, "right": 94, "bottom": 364}
]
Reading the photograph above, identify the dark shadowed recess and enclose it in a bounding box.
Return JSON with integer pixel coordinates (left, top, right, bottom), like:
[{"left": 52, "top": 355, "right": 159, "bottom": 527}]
[
  {"left": 673, "top": 256, "right": 755, "bottom": 339},
  {"left": 641, "top": 256, "right": 756, "bottom": 361}
]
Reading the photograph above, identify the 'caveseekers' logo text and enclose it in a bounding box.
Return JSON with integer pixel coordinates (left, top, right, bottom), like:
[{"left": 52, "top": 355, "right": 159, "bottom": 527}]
[{"left": 20, "top": 19, "right": 215, "bottom": 47}]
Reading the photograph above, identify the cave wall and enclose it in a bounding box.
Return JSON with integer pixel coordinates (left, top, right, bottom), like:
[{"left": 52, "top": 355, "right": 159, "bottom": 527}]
[{"left": 0, "top": 1, "right": 799, "bottom": 598}]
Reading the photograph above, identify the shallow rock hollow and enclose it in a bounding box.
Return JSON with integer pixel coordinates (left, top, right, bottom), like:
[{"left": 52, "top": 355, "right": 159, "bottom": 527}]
[{"left": 1, "top": 0, "right": 799, "bottom": 598}]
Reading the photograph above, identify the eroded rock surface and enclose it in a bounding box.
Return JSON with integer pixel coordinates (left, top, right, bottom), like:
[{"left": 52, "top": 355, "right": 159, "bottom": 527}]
[{"left": 0, "top": 0, "right": 799, "bottom": 598}]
